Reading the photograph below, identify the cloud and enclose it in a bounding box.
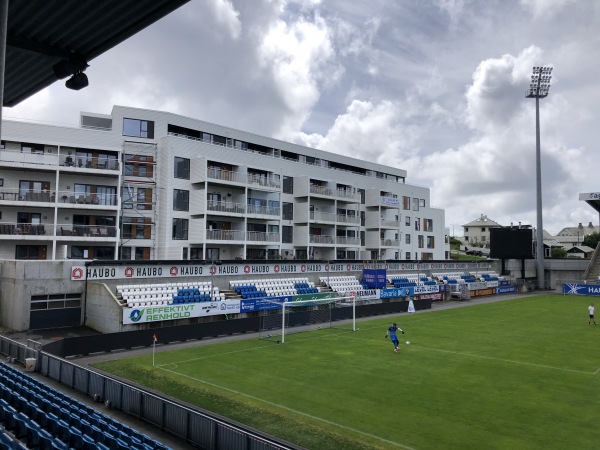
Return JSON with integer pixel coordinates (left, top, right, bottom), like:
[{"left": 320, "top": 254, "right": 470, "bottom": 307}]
[{"left": 258, "top": 11, "right": 341, "bottom": 138}]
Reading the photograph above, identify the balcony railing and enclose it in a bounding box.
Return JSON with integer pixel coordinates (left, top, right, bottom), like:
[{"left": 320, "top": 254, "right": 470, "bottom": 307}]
[
  {"left": 0, "top": 189, "right": 118, "bottom": 206},
  {"left": 207, "top": 201, "right": 246, "bottom": 214},
  {"left": 336, "top": 188, "right": 359, "bottom": 200},
  {"left": 0, "top": 222, "right": 48, "bottom": 236},
  {"left": 57, "top": 225, "right": 117, "bottom": 237},
  {"left": 337, "top": 214, "right": 360, "bottom": 224},
  {"left": 381, "top": 219, "right": 400, "bottom": 227},
  {"left": 309, "top": 234, "right": 335, "bottom": 244},
  {"left": 336, "top": 236, "right": 361, "bottom": 246},
  {"left": 310, "top": 185, "right": 334, "bottom": 196},
  {"left": 64, "top": 155, "right": 119, "bottom": 170},
  {"left": 206, "top": 229, "right": 245, "bottom": 241},
  {"left": 247, "top": 173, "right": 281, "bottom": 189},
  {"left": 246, "top": 231, "right": 280, "bottom": 242},
  {"left": 207, "top": 168, "right": 246, "bottom": 183},
  {"left": 310, "top": 211, "right": 337, "bottom": 222},
  {"left": 58, "top": 192, "right": 119, "bottom": 206},
  {"left": 247, "top": 204, "right": 280, "bottom": 216},
  {"left": 0, "top": 223, "right": 117, "bottom": 238},
  {"left": 381, "top": 239, "right": 400, "bottom": 247},
  {"left": 0, "top": 189, "right": 55, "bottom": 203}
]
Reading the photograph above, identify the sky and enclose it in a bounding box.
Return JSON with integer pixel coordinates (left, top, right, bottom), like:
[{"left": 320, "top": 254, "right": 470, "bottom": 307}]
[{"left": 4, "top": 0, "right": 600, "bottom": 236}]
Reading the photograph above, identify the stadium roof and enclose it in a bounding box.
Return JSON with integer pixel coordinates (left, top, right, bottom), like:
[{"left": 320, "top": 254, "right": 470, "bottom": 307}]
[
  {"left": 2, "top": 0, "right": 189, "bottom": 107},
  {"left": 580, "top": 192, "right": 600, "bottom": 215}
]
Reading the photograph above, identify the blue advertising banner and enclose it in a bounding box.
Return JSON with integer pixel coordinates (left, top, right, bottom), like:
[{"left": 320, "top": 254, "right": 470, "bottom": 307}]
[
  {"left": 380, "top": 288, "right": 411, "bottom": 299},
  {"left": 363, "top": 269, "right": 387, "bottom": 288},
  {"left": 496, "top": 286, "right": 517, "bottom": 295},
  {"left": 240, "top": 296, "right": 291, "bottom": 312},
  {"left": 563, "top": 283, "right": 600, "bottom": 296}
]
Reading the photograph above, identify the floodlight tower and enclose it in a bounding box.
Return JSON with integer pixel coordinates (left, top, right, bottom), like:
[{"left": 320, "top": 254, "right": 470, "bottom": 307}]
[{"left": 526, "top": 66, "right": 552, "bottom": 289}]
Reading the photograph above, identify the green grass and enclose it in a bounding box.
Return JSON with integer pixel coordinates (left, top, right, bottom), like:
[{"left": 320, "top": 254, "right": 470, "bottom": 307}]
[{"left": 93, "top": 294, "right": 600, "bottom": 449}]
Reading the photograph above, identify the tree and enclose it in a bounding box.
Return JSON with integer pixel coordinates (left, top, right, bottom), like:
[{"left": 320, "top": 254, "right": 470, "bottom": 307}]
[
  {"left": 449, "top": 236, "right": 462, "bottom": 247},
  {"left": 582, "top": 232, "right": 600, "bottom": 250},
  {"left": 551, "top": 247, "right": 567, "bottom": 258}
]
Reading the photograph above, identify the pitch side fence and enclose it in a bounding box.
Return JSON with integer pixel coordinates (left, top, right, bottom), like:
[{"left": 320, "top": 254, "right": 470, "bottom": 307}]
[{"left": 0, "top": 299, "right": 431, "bottom": 449}]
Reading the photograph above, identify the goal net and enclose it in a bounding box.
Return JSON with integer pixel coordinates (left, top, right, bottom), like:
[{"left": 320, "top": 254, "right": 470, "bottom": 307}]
[{"left": 259, "top": 296, "right": 359, "bottom": 343}]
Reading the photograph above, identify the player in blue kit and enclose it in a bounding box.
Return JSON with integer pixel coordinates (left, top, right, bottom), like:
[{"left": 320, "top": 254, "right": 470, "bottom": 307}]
[{"left": 385, "top": 322, "right": 405, "bottom": 352}]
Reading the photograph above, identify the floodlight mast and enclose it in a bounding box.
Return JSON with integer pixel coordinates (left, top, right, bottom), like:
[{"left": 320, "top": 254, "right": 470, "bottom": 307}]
[{"left": 526, "top": 66, "right": 552, "bottom": 289}]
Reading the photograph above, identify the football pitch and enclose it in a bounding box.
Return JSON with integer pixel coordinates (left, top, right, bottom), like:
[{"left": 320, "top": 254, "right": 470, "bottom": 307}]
[{"left": 93, "top": 294, "right": 600, "bottom": 449}]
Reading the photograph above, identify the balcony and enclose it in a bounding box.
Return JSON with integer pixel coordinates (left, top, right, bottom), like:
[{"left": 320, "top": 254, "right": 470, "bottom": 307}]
[
  {"left": 206, "top": 229, "right": 245, "bottom": 241},
  {"left": 0, "top": 223, "right": 117, "bottom": 239},
  {"left": 58, "top": 191, "right": 118, "bottom": 207},
  {"left": 56, "top": 224, "right": 117, "bottom": 238},
  {"left": 247, "top": 204, "right": 280, "bottom": 216},
  {"left": 309, "top": 234, "right": 336, "bottom": 245},
  {"left": 381, "top": 219, "right": 400, "bottom": 228},
  {"left": 207, "top": 168, "right": 246, "bottom": 184},
  {"left": 0, "top": 189, "right": 55, "bottom": 203},
  {"left": 336, "top": 236, "right": 360, "bottom": 246},
  {"left": 64, "top": 155, "right": 119, "bottom": 171},
  {"left": 310, "top": 185, "right": 334, "bottom": 197},
  {"left": 246, "top": 231, "right": 280, "bottom": 243},
  {"left": 0, "top": 222, "right": 48, "bottom": 236},
  {"left": 247, "top": 173, "right": 281, "bottom": 189},
  {"left": 381, "top": 239, "right": 400, "bottom": 247},
  {"left": 336, "top": 214, "right": 360, "bottom": 225},
  {"left": 207, "top": 201, "right": 246, "bottom": 215}
]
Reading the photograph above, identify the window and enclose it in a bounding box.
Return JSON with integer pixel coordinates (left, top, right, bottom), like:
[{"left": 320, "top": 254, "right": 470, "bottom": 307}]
[
  {"left": 120, "top": 247, "right": 132, "bottom": 260},
  {"left": 482, "top": 227, "right": 486, "bottom": 232},
  {"left": 415, "top": 218, "right": 420, "bottom": 231},
  {"left": 418, "top": 235, "right": 424, "bottom": 248},
  {"left": 174, "top": 157, "right": 190, "bottom": 179},
  {"left": 71, "top": 246, "right": 114, "bottom": 260},
  {"left": 122, "top": 217, "right": 151, "bottom": 239},
  {"left": 405, "top": 234, "right": 411, "bottom": 244},
  {"left": 282, "top": 226, "right": 293, "bottom": 244},
  {"left": 190, "top": 248, "right": 202, "bottom": 260},
  {"left": 424, "top": 218, "right": 433, "bottom": 232},
  {"left": 135, "top": 247, "right": 151, "bottom": 260},
  {"left": 405, "top": 216, "right": 411, "bottom": 226},
  {"left": 123, "top": 118, "right": 154, "bottom": 138},
  {"left": 21, "top": 143, "right": 44, "bottom": 154},
  {"left": 427, "top": 236, "right": 435, "bottom": 248},
  {"left": 0, "top": 178, "right": 3, "bottom": 187},
  {"left": 420, "top": 199, "right": 425, "bottom": 207},
  {"left": 182, "top": 248, "right": 188, "bottom": 259},
  {"left": 403, "top": 196, "right": 410, "bottom": 210},
  {"left": 412, "top": 198, "right": 420, "bottom": 211},
  {"left": 123, "top": 154, "right": 154, "bottom": 177},
  {"left": 405, "top": 252, "right": 411, "bottom": 260},
  {"left": 172, "top": 218, "right": 189, "bottom": 240},
  {"left": 16, "top": 245, "right": 47, "bottom": 260},
  {"left": 283, "top": 176, "right": 294, "bottom": 194},
  {"left": 282, "top": 203, "right": 293, "bottom": 220},
  {"left": 173, "top": 189, "right": 189, "bottom": 211}
]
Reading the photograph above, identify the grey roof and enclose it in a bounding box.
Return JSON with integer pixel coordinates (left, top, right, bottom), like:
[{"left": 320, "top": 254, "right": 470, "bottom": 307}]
[
  {"left": 566, "top": 245, "right": 595, "bottom": 253},
  {"left": 462, "top": 214, "right": 503, "bottom": 228},
  {"left": 3, "top": 0, "right": 189, "bottom": 107}
]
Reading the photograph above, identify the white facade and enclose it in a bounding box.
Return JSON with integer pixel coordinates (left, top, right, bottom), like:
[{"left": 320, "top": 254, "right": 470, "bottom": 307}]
[{"left": 0, "top": 106, "right": 448, "bottom": 262}]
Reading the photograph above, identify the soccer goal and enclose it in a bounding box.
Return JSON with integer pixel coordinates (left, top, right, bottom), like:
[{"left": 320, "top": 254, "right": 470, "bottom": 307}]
[{"left": 259, "top": 296, "right": 360, "bottom": 343}]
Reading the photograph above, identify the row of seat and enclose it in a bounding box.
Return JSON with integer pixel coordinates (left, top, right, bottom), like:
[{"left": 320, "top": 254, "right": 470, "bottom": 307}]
[
  {"left": 0, "top": 362, "right": 170, "bottom": 450},
  {"left": 319, "top": 276, "right": 364, "bottom": 294}
]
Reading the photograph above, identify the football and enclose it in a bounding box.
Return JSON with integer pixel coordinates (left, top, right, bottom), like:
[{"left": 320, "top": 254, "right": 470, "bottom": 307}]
[{"left": 405, "top": 341, "right": 410, "bottom": 345}]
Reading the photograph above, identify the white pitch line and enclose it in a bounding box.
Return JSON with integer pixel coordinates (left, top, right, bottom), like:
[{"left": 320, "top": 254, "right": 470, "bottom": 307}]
[
  {"left": 593, "top": 367, "right": 600, "bottom": 375},
  {"left": 415, "top": 345, "right": 593, "bottom": 375},
  {"left": 158, "top": 366, "right": 416, "bottom": 450}
]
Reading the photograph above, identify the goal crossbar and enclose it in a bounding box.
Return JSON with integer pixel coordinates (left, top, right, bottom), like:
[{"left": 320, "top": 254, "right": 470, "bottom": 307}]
[{"left": 259, "top": 296, "right": 358, "bottom": 343}]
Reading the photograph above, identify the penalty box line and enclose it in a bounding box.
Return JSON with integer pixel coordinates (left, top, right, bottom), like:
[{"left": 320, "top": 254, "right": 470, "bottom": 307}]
[{"left": 157, "top": 365, "right": 416, "bottom": 450}]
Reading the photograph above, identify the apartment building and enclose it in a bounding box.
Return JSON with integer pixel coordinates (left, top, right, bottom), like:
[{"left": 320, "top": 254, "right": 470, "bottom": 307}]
[{"left": 0, "top": 106, "right": 448, "bottom": 262}]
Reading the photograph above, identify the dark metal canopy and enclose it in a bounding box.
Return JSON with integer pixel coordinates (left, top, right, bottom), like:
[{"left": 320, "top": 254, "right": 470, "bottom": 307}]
[{"left": 2, "top": 0, "right": 189, "bottom": 107}]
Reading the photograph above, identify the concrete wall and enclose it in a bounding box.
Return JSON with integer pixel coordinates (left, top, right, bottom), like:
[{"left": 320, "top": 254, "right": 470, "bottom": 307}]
[{"left": 0, "top": 260, "right": 85, "bottom": 331}]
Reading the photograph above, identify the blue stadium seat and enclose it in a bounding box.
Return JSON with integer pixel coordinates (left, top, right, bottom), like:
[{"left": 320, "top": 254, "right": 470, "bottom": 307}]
[{"left": 82, "top": 433, "right": 97, "bottom": 450}]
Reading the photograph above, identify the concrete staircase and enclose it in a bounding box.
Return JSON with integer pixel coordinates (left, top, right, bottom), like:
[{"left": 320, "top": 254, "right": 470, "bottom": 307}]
[{"left": 584, "top": 244, "right": 600, "bottom": 283}]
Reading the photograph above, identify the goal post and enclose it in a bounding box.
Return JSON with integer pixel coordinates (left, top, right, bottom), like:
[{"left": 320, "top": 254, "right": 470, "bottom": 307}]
[{"left": 258, "top": 296, "right": 359, "bottom": 343}]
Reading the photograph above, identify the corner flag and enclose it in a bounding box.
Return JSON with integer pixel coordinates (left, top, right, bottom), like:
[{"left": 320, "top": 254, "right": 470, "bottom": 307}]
[{"left": 153, "top": 333, "right": 158, "bottom": 343}]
